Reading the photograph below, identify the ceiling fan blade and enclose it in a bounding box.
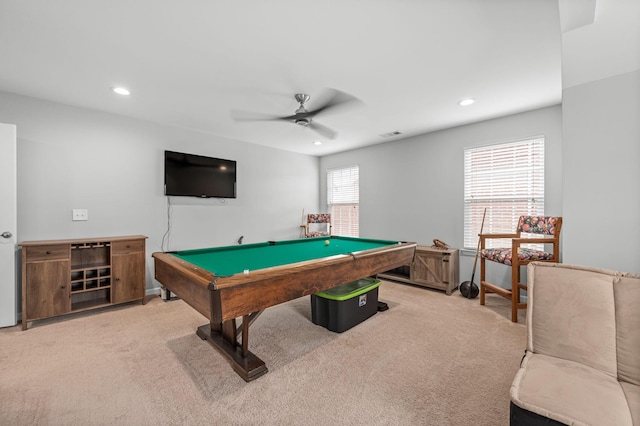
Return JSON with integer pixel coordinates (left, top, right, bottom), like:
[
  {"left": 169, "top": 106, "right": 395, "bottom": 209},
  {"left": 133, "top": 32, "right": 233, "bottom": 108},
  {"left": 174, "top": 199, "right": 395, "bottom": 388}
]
[
  {"left": 230, "top": 109, "right": 282, "bottom": 122},
  {"left": 308, "top": 121, "right": 338, "bottom": 139},
  {"left": 279, "top": 111, "right": 312, "bottom": 121},
  {"left": 304, "top": 88, "right": 361, "bottom": 118}
]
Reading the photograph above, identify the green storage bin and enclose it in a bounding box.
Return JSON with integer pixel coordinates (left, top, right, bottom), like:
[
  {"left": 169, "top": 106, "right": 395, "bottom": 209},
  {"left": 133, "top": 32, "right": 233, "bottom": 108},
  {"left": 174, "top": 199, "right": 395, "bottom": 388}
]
[{"left": 311, "top": 277, "right": 380, "bottom": 333}]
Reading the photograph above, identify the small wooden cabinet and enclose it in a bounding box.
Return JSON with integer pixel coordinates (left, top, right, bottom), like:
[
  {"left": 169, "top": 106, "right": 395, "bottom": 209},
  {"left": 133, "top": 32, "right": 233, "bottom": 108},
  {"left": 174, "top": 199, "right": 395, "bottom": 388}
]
[
  {"left": 20, "top": 235, "right": 147, "bottom": 330},
  {"left": 378, "top": 245, "right": 460, "bottom": 295},
  {"left": 112, "top": 239, "right": 146, "bottom": 304}
]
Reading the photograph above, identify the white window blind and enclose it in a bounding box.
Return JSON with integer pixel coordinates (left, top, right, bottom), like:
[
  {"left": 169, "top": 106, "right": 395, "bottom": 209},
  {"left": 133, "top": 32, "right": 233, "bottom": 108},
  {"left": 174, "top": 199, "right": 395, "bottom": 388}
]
[
  {"left": 327, "top": 165, "right": 359, "bottom": 237},
  {"left": 464, "top": 137, "right": 544, "bottom": 250}
]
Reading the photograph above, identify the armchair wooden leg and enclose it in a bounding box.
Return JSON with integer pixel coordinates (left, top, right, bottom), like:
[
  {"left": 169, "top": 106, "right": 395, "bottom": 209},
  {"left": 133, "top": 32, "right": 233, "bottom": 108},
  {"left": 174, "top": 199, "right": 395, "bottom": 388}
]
[
  {"left": 511, "top": 263, "right": 521, "bottom": 323},
  {"left": 479, "top": 258, "right": 486, "bottom": 305}
]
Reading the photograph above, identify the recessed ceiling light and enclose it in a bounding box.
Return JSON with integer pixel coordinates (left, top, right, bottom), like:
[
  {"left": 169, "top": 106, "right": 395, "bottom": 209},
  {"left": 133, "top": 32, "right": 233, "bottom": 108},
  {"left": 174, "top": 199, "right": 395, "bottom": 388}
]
[
  {"left": 112, "top": 87, "right": 131, "bottom": 96},
  {"left": 458, "top": 98, "right": 476, "bottom": 106},
  {"left": 313, "top": 141, "right": 322, "bottom": 145}
]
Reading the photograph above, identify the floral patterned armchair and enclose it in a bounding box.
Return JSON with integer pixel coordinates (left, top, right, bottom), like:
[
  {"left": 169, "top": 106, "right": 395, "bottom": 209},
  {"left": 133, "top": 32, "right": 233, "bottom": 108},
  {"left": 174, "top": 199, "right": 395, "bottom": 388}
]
[
  {"left": 301, "top": 214, "right": 332, "bottom": 238},
  {"left": 479, "top": 216, "right": 563, "bottom": 322}
]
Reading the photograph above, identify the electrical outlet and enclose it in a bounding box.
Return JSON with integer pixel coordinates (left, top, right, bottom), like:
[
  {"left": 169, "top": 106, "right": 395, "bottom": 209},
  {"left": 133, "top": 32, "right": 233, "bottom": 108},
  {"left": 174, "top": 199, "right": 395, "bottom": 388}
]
[{"left": 72, "top": 209, "right": 88, "bottom": 221}]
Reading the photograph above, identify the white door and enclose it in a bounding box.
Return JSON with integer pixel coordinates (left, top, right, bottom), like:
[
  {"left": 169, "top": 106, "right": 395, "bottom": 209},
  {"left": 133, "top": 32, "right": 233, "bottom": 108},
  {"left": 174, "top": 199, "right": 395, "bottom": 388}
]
[{"left": 0, "top": 123, "right": 17, "bottom": 327}]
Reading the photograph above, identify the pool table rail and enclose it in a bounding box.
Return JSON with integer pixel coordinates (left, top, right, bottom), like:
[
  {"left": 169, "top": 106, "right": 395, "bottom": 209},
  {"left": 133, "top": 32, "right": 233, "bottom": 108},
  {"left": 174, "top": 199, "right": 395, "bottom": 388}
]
[{"left": 153, "top": 253, "right": 214, "bottom": 320}]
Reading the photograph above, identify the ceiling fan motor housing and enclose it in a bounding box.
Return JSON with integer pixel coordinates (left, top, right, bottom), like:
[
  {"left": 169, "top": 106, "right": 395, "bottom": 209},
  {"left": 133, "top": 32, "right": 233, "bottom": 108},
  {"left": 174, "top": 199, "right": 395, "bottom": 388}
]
[
  {"left": 294, "top": 93, "right": 310, "bottom": 123},
  {"left": 295, "top": 94, "right": 310, "bottom": 105}
]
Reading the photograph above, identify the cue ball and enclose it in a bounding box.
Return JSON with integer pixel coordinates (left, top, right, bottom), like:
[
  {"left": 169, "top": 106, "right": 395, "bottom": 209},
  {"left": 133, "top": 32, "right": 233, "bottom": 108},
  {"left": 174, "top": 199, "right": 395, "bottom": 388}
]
[
  {"left": 325, "top": 240, "right": 330, "bottom": 246},
  {"left": 243, "top": 269, "right": 249, "bottom": 275}
]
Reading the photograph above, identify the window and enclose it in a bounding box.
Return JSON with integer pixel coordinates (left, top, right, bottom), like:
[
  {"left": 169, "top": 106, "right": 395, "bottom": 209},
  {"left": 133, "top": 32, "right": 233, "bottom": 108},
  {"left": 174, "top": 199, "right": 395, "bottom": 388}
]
[
  {"left": 327, "top": 165, "right": 359, "bottom": 237},
  {"left": 464, "top": 137, "right": 544, "bottom": 249}
]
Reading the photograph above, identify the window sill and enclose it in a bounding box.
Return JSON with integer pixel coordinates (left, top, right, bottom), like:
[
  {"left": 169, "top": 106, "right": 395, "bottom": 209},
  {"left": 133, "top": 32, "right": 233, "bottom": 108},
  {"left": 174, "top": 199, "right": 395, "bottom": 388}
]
[{"left": 460, "top": 248, "right": 479, "bottom": 256}]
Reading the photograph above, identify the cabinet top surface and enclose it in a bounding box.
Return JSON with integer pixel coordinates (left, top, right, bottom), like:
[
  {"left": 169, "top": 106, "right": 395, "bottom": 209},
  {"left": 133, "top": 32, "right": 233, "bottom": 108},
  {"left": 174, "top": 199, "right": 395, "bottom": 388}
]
[
  {"left": 416, "top": 245, "right": 458, "bottom": 254},
  {"left": 19, "top": 235, "right": 147, "bottom": 247}
]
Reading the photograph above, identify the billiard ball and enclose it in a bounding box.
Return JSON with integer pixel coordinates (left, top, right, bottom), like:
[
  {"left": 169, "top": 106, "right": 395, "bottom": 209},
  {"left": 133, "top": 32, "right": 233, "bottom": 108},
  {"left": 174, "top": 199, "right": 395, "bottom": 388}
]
[{"left": 325, "top": 240, "right": 330, "bottom": 246}]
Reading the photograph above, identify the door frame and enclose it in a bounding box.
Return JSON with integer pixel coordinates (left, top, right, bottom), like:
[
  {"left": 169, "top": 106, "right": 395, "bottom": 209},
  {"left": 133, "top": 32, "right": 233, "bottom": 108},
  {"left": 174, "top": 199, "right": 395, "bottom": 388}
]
[{"left": 0, "top": 123, "right": 17, "bottom": 327}]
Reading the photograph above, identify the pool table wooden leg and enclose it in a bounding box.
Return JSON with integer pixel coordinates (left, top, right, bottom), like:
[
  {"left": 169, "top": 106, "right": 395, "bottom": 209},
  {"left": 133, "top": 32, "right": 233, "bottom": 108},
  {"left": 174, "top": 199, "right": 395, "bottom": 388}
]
[
  {"left": 241, "top": 316, "right": 249, "bottom": 357},
  {"left": 196, "top": 314, "right": 268, "bottom": 382}
]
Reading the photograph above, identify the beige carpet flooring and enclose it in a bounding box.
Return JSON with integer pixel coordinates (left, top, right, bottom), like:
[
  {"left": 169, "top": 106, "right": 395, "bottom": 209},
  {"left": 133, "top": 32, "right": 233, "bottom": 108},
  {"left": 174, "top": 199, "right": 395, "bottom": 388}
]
[{"left": 0, "top": 280, "right": 526, "bottom": 425}]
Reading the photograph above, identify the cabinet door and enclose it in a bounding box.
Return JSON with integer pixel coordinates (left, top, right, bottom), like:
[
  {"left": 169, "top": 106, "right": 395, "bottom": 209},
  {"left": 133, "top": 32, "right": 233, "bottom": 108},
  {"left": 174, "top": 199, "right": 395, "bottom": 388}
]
[
  {"left": 112, "top": 252, "right": 145, "bottom": 304},
  {"left": 412, "top": 251, "right": 449, "bottom": 287},
  {"left": 25, "top": 260, "right": 70, "bottom": 319}
]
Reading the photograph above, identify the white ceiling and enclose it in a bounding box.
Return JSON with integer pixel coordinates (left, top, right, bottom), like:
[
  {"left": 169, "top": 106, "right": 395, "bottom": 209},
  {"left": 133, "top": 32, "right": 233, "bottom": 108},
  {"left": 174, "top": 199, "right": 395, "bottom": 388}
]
[{"left": 0, "top": 1, "right": 571, "bottom": 156}]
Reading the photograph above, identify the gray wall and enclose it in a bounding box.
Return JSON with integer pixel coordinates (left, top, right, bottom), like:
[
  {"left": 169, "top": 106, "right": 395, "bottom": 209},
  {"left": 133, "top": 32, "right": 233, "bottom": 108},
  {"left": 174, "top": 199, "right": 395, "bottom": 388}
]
[
  {"left": 320, "top": 105, "right": 564, "bottom": 286},
  {"left": 562, "top": 70, "right": 640, "bottom": 271},
  {"left": 0, "top": 91, "right": 320, "bottom": 295}
]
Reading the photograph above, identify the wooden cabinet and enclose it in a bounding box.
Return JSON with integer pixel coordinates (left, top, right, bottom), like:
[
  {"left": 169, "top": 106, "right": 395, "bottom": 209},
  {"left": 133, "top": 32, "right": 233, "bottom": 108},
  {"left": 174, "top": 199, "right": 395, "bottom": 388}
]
[
  {"left": 112, "top": 239, "right": 146, "bottom": 304},
  {"left": 20, "top": 235, "right": 147, "bottom": 330},
  {"left": 378, "top": 246, "right": 460, "bottom": 295},
  {"left": 25, "top": 258, "right": 70, "bottom": 319}
]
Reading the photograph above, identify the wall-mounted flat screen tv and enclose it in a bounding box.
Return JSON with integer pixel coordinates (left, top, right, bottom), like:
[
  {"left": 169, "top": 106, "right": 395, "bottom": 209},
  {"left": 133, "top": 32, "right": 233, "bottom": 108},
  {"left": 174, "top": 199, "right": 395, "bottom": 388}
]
[{"left": 164, "top": 150, "right": 237, "bottom": 198}]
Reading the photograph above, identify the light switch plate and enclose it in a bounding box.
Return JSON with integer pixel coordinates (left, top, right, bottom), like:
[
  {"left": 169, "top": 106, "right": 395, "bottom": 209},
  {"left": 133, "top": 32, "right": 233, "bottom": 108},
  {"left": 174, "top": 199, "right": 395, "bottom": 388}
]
[{"left": 72, "top": 209, "right": 88, "bottom": 221}]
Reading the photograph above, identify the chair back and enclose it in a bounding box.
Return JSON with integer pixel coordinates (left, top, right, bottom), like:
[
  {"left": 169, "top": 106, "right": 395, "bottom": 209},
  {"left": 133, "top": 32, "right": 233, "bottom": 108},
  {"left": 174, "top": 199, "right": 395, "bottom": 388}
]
[
  {"left": 517, "top": 216, "right": 562, "bottom": 236},
  {"left": 527, "top": 262, "right": 640, "bottom": 384},
  {"left": 307, "top": 214, "right": 331, "bottom": 224}
]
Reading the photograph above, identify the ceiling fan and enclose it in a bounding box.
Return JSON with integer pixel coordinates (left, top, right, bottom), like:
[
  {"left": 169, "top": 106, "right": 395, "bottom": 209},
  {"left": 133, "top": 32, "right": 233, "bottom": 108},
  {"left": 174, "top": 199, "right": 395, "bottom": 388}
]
[{"left": 231, "top": 89, "right": 361, "bottom": 140}]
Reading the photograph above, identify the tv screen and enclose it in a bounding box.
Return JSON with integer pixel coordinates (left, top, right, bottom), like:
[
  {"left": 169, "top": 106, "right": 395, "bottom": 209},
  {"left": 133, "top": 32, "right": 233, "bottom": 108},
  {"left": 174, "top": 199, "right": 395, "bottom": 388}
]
[{"left": 164, "top": 150, "right": 237, "bottom": 198}]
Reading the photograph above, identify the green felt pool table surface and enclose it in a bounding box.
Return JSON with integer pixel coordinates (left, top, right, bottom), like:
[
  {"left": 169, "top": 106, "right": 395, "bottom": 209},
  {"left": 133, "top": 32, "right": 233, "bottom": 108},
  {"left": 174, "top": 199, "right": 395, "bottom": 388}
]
[{"left": 172, "top": 236, "right": 399, "bottom": 277}]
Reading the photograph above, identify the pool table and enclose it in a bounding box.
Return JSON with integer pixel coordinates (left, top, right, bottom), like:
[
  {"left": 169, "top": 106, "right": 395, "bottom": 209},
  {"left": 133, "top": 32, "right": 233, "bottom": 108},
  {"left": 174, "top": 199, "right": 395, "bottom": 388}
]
[{"left": 152, "top": 236, "right": 416, "bottom": 381}]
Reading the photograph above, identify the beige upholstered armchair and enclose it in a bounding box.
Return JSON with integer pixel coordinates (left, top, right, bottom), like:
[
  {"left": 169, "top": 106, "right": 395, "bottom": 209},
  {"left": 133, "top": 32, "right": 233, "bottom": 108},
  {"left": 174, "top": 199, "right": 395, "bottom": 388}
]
[{"left": 510, "top": 262, "right": 640, "bottom": 425}]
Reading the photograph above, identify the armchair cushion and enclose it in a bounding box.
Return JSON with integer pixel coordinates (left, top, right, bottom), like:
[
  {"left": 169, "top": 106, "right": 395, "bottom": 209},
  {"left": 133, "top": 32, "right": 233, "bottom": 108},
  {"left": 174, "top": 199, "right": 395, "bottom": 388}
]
[
  {"left": 528, "top": 264, "right": 618, "bottom": 376},
  {"left": 306, "top": 231, "right": 329, "bottom": 238},
  {"left": 511, "top": 352, "right": 635, "bottom": 426},
  {"left": 622, "top": 382, "right": 640, "bottom": 426},
  {"left": 616, "top": 275, "right": 640, "bottom": 386},
  {"left": 481, "top": 247, "right": 555, "bottom": 265}
]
